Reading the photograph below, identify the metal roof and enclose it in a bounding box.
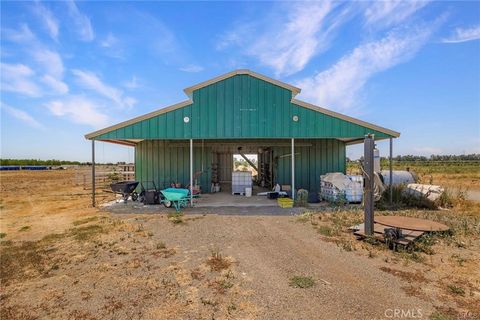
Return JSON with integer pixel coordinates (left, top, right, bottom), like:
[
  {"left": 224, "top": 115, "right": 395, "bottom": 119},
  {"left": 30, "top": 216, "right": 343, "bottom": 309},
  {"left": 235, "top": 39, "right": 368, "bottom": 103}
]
[{"left": 85, "top": 70, "right": 400, "bottom": 142}]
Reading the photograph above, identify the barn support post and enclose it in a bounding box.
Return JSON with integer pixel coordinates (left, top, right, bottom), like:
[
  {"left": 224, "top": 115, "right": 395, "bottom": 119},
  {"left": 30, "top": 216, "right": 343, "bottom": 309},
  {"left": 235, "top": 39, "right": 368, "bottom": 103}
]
[
  {"left": 389, "top": 138, "right": 393, "bottom": 205},
  {"left": 291, "top": 138, "right": 295, "bottom": 201},
  {"left": 92, "top": 140, "right": 96, "bottom": 207},
  {"left": 190, "top": 139, "right": 193, "bottom": 207},
  {"left": 364, "top": 134, "right": 375, "bottom": 236}
]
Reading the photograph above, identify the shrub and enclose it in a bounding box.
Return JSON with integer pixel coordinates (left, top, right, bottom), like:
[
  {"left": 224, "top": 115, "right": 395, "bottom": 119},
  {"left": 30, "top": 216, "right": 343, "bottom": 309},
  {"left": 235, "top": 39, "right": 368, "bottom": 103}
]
[{"left": 289, "top": 276, "right": 315, "bottom": 288}]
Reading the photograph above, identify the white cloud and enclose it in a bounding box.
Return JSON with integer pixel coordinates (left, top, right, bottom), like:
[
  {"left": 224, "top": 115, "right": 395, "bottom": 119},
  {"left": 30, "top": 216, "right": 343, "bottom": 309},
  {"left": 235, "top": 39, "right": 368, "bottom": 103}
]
[
  {"left": 34, "top": 2, "right": 59, "bottom": 40},
  {"left": 218, "top": 2, "right": 349, "bottom": 76},
  {"left": 45, "top": 96, "right": 110, "bottom": 128},
  {"left": 1, "top": 24, "right": 68, "bottom": 96},
  {"left": 123, "top": 76, "right": 139, "bottom": 89},
  {"left": 179, "top": 64, "right": 204, "bottom": 73},
  {"left": 296, "top": 26, "right": 436, "bottom": 112},
  {"left": 1, "top": 24, "right": 35, "bottom": 43},
  {"left": 442, "top": 25, "right": 480, "bottom": 43},
  {"left": 41, "top": 75, "right": 69, "bottom": 95},
  {"left": 72, "top": 69, "right": 136, "bottom": 108},
  {"left": 100, "top": 33, "right": 117, "bottom": 48},
  {"left": 1, "top": 102, "right": 44, "bottom": 129},
  {"left": 0, "top": 63, "right": 41, "bottom": 97},
  {"left": 66, "top": 0, "right": 94, "bottom": 41},
  {"left": 32, "top": 48, "right": 64, "bottom": 78},
  {"left": 31, "top": 48, "right": 68, "bottom": 94},
  {"left": 364, "top": 1, "right": 430, "bottom": 28}
]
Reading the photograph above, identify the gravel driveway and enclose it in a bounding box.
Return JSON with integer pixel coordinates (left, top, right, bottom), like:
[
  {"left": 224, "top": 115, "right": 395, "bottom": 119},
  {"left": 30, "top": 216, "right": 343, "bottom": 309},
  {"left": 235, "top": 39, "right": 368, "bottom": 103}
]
[{"left": 133, "top": 213, "right": 433, "bottom": 319}]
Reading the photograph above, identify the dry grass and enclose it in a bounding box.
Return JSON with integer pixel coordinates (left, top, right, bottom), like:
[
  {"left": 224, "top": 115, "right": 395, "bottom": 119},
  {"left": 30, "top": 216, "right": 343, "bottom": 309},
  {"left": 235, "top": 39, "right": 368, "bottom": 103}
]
[
  {"left": 206, "top": 249, "right": 231, "bottom": 272},
  {"left": 0, "top": 240, "right": 49, "bottom": 286},
  {"left": 300, "top": 206, "right": 480, "bottom": 318}
]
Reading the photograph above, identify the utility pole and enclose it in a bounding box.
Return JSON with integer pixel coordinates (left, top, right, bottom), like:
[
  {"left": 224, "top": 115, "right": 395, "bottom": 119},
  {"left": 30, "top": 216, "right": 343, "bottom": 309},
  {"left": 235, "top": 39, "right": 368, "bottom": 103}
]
[
  {"left": 92, "top": 140, "right": 96, "bottom": 207},
  {"left": 364, "top": 134, "right": 375, "bottom": 236}
]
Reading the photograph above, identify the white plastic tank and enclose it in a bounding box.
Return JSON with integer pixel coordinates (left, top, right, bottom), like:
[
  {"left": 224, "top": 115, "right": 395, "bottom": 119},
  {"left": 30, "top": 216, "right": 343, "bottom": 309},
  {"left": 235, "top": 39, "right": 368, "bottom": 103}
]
[
  {"left": 374, "top": 148, "right": 381, "bottom": 173},
  {"left": 380, "top": 170, "right": 416, "bottom": 186}
]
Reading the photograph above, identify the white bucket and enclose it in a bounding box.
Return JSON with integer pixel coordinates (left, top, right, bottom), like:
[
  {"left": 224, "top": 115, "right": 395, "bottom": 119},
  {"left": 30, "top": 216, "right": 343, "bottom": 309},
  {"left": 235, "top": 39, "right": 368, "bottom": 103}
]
[{"left": 245, "top": 187, "right": 252, "bottom": 197}]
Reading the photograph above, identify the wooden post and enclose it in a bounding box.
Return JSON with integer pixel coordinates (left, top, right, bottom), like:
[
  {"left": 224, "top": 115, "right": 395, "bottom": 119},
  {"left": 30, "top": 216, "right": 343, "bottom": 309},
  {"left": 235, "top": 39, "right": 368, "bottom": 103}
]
[
  {"left": 364, "top": 134, "right": 375, "bottom": 236},
  {"left": 190, "top": 139, "right": 193, "bottom": 207},
  {"left": 92, "top": 140, "right": 96, "bottom": 207},
  {"left": 291, "top": 138, "right": 295, "bottom": 201},
  {"left": 389, "top": 137, "right": 393, "bottom": 205}
]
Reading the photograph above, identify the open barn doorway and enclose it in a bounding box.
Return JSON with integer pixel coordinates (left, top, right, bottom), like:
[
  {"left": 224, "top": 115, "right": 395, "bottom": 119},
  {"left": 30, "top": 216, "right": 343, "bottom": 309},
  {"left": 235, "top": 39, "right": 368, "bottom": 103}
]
[{"left": 233, "top": 154, "right": 258, "bottom": 179}]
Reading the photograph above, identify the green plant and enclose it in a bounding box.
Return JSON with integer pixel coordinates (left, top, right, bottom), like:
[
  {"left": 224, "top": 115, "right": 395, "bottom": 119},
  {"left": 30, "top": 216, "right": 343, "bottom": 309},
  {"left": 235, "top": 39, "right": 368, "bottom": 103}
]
[
  {"left": 289, "top": 276, "right": 315, "bottom": 288},
  {"left": 0, "top": 233, "right": 6, "bottom": 239},
  {"left": 429, "top": 311, "right": 454, "bottom": 320},
  {"left": 18, "top": 226, "right": 31, "bottom": 232},
  {"left": 167, "top": 212, "right": 184, "bottom": 224},
  {"left": 107, "top": 168, "right": 121, "bottom": 182},
  {"left": 216, "top": 279, "right": 234, "bottom": 290},
  {"left": 447, "top": 284, "right": 465, "bottom": 296},
  {"left": 317, "top": 225, "right": 333, "bottom": 236},
  {"left": 296, "top": 212, "right": 313, "bottom": 223},
  {"left": 295, "top": 189, "right": 309, "bottom": 207}
]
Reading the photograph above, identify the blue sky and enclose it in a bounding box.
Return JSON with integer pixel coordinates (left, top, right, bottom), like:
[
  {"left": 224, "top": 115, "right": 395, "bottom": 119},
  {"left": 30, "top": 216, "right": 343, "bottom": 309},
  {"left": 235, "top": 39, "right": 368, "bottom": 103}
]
[{"left": 1, "top": 1, "right": 479, "bottom": 162}]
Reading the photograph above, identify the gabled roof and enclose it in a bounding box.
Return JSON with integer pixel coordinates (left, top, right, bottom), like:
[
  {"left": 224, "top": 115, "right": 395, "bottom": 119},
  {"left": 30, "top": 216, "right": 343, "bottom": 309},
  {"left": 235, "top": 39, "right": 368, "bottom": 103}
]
[
  {"left": 183, "top": 69, "right": 301, "bottom": 97},
  {"left": 85, "top": 69, "right": 400, "bottom": 141}
]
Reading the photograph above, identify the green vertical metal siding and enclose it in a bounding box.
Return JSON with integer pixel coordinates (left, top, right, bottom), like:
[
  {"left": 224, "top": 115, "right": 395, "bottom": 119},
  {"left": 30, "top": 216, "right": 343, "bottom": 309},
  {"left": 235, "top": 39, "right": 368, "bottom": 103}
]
[
  {"left": 273, "top": 139, "right": 346, "bottom": 196},
  {"left": 135, "top": 140, "right": 212, "bottom": 192},
  {"left": 94, "top": 74, "right": 393, "bottom": 140},
  {"left": 134, "top": 138, "right": 345, "bottom": 196}
]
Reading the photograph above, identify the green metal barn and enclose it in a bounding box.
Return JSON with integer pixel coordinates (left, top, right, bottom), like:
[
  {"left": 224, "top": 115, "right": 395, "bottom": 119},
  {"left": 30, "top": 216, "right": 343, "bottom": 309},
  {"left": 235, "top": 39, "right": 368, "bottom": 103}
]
[{"left": 85, "top": 70, "right": 399, "bottom": 205}]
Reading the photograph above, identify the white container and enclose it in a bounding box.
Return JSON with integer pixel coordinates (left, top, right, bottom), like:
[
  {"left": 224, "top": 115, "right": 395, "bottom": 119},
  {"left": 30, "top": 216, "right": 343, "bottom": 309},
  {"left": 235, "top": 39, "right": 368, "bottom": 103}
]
[
  {"left": 380, "top": 170, "right": 416, "bottom": 186},
  {"left": 232, "top": 171, "right": 252, "bottom": 194},
  {"left": 245, "top": 187, "right": 252, "bottom": 197},
  {"left": 320, "top": 172, "right": 363, "bottom": 203}
]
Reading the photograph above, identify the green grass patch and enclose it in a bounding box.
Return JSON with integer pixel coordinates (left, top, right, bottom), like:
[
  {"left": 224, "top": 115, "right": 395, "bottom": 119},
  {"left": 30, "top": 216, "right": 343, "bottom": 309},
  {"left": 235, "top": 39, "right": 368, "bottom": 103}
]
[
  {"left": 70, "top": 225, "right": 104, "bottom": 241},
  {"left": 447, "top": 284, "right": 465, "bottom": 296},
  {"left": 72, "top": 216, "right": 99, "bottom": 226},
  {"left": 18, "top": 226, "right": 31, "bottom": 232},
  {"left": 317, "top": 225, "right": 333, "bottom": 236},
  {"left": 0, "top": 233, "right": 6, "bottom": 239},
  {"left": 167, "top": 212, "right": 184, "bottom": 224},
  {"left": 289, "top": 276, "right": 315, "bottom": 288}
]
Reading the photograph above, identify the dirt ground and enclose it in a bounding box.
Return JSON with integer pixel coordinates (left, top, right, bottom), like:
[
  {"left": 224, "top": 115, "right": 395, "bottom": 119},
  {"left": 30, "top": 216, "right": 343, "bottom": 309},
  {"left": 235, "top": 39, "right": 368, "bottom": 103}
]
[{"left": 1, "top": 170, "right": 479, "bottom": 319}]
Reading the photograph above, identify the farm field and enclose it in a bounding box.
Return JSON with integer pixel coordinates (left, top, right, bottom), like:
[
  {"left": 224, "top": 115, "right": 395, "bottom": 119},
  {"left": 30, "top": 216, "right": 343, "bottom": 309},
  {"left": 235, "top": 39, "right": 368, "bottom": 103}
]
[
  {"left": 0, "top": 168, "right": 479, "bottom": 320},
  {"left": 348, "top": 160, "right": 480, "bottom": 200}
]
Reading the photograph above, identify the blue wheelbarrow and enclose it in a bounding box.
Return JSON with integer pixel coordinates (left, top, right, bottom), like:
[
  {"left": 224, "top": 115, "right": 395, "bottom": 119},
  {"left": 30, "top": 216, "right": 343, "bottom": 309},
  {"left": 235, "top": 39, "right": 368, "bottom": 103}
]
[{"left": 160, "top": 188, "right": 194, "bottom": 212}]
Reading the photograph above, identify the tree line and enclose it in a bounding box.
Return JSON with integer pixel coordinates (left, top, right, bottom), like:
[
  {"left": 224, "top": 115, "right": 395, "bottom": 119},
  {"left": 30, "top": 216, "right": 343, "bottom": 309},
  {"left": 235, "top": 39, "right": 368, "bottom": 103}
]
[
  {"left": 389, "top": 154, "right": 480, "bottom": 161},
  {"left": 346, "top": 154, "right": 480, "bottom": 163}
]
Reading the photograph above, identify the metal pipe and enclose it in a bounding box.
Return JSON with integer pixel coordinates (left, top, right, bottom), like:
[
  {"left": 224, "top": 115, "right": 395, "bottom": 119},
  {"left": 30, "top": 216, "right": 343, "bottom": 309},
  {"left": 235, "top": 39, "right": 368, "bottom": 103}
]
[
  {"left": 237, "top": 150, "right": 259, "bottom": 172},
  {"left": 190, "top": 139, "right": 193, "bottom": 207},
  {"left": 92, "top": 140, "right": 96, "bottom": 207},
  {"left": 364, "top": 134, "right": 375, "bottom": 236},
  {"left": 291, "top": 138, "right": 295, "bottom": 201},
  {"left": 389, "top": 138, "right": 393, "bottom": 205}
]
